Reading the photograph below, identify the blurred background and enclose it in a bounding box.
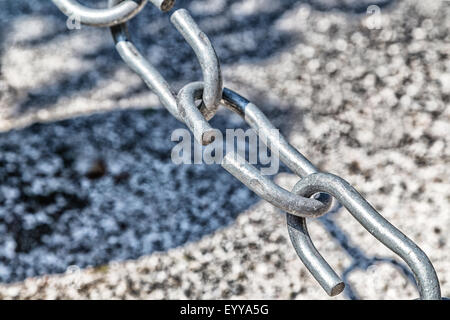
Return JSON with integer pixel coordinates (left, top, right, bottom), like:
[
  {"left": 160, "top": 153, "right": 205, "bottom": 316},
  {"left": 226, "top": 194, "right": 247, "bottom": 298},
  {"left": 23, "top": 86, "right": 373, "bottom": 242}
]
[{"left": 0, "top": 0, "right": 448, "bottom": 299}]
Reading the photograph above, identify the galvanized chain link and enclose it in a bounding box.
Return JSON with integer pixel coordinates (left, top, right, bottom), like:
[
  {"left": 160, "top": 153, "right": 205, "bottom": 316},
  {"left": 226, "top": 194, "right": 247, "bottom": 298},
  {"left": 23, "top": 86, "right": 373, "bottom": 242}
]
[{"left": 51, "top": 0, "right": 442, "bottom": 300}]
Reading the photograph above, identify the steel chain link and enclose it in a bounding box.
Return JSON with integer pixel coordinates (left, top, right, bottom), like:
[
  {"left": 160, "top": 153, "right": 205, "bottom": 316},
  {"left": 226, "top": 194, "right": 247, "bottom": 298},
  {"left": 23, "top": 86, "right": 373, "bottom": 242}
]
[{"left": 51, "top": 0, "right": 441, "bottom": 299}]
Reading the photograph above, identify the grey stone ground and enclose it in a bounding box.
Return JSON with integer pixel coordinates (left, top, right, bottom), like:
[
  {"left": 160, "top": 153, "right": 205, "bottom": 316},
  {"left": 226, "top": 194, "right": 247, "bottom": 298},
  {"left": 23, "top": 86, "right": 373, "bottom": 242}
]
[{"left": 0, "top": 0, "right": 448, "bottom": 299}]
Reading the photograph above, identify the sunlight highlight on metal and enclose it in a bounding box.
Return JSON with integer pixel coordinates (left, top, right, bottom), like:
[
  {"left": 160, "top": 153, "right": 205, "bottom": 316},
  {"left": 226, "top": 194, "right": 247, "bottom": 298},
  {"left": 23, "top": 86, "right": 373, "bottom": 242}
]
[{"left": 52, "top": 0, "right": 148, "bottom": 27}]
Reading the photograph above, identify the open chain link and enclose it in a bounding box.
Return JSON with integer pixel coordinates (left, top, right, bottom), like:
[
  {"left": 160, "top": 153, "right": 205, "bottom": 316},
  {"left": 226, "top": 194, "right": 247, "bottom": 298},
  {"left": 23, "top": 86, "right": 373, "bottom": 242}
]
[{"left": 51, "top": 0, "right": 441, "bottom": 299}]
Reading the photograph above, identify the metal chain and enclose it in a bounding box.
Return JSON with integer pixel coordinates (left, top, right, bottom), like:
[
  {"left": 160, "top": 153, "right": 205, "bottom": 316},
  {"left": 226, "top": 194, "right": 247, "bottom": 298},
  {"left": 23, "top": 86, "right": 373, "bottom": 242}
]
[{"left": 51, "top": 0, "right": 442, "bottom": 300}]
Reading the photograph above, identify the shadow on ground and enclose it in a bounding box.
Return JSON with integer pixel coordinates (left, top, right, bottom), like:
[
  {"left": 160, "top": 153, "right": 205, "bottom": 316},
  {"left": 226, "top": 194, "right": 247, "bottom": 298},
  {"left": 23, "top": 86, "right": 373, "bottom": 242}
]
[{"left": 0, "top": 108, "right": 260, "bottom": 282}]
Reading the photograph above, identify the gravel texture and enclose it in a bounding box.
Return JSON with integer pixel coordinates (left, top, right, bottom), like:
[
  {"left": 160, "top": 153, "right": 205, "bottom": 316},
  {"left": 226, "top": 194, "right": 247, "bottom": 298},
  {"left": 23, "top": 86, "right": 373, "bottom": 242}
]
[
  {"left": 0, "top": 0, "right": 448, "bottom": 299},
  {"left": 0, "top": 110, "right": 257, "bottom": 282}
]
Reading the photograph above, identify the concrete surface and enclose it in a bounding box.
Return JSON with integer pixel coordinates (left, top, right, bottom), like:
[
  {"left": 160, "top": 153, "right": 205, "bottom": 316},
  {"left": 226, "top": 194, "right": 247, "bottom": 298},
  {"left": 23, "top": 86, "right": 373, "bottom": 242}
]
[{"left": 0, "top": 0, "right": 448, "bottom": 299}]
